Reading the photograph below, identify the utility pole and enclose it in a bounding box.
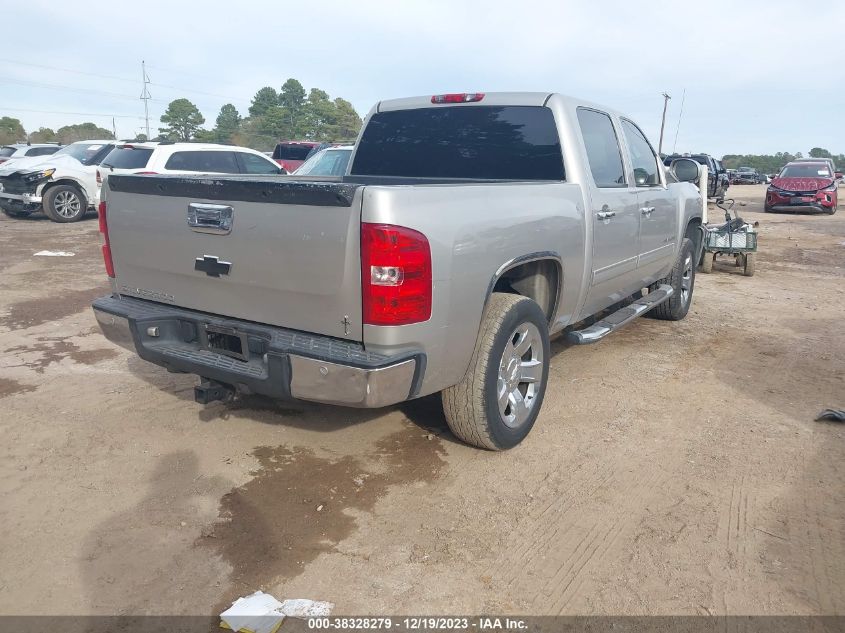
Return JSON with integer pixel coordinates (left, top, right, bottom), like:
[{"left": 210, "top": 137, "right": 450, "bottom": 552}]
[
  {"left": 672, "top": 88, "right": 686, "bottom": 154},
  {"left": 140, "top": 60, "right": 151, "bottom": 139},
  {"left": 658, "top": 92, "right": 671, "bottom": 156}
]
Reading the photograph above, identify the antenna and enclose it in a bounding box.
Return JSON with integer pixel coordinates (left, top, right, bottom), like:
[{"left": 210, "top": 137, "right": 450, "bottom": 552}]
[
  {"left": 672, "top": 88, "right": 686, "bottom": 154},
  {"left": 140, "top": 60, "right": 151, "bottom": 139},
  {"left": 658, "top": 92, "right": 671, "bottom": 156}
]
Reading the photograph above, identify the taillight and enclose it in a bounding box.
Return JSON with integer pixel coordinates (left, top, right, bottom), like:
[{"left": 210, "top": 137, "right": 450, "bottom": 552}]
[
  {"left": 96, "top": 169, "right": 102, "bottom": 185},
  {"left": 98, "top": 201, "right": 115, "bottom": 278},
  {"left": 361, "top": 223, "right": 431, "bottom": 326},
  {"left": 431, "top": 93, "right": 485, "bottom": 104}
]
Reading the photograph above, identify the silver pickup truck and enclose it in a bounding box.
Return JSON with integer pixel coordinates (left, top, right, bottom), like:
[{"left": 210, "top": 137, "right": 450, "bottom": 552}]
[{"left": 92, "top": 92, "right": 703, "bottom": 450}]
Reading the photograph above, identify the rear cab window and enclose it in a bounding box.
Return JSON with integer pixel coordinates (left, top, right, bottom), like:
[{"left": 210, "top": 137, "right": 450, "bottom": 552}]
[
  {"left": 102, "top": 146, "right": 154, "bottom": 169},
  {"left": 164, "top": 151, "right": 239, "bottom": 173},
  {"left": 351, "top": 105, "right": 565, "bottom": 180},
  {"left": 577, "top": 108, "right": 626, "bottom": 188}
]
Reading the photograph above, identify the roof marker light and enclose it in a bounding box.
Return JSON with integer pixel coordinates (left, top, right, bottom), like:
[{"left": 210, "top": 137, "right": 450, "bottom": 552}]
[{"left": 431, "top": 93, "right": 485, "bottom": 104}]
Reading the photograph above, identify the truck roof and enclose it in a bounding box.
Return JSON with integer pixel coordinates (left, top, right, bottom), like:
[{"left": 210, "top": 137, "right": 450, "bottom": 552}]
[{"left": 375, "top": 91, "right": 621, "bottom": 116}]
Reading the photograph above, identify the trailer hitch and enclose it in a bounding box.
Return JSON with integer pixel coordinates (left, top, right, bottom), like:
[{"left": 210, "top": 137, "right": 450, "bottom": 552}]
[{"left": 194, "top": 378, "right": 235, "bottom": 404}]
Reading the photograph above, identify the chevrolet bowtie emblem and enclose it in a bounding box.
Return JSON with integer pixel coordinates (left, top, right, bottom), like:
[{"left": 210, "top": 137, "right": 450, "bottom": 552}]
[{"left": 194, "top": 255, "right": 232, "bottom": 277}]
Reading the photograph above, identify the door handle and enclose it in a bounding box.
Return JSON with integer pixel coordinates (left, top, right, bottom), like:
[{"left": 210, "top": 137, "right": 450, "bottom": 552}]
[
  {"left": 596, "top": 210, "right": 616, "bottom": 220},
  {"left": 187, "top": 203, "right": 234, "bottom": 235},
  {"left": 640, "top": 206, "right": 655, "bottom": 216}
]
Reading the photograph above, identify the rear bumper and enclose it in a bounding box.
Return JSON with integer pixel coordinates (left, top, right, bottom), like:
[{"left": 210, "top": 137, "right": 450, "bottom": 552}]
[{"left": 93, "top": 295, "right": 422, "bottom": 408}]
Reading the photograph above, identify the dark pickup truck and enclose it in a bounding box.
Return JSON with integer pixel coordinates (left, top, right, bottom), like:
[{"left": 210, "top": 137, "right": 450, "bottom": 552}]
[{"left": 663, "top": 153, "right": 729, "bottom": 201}]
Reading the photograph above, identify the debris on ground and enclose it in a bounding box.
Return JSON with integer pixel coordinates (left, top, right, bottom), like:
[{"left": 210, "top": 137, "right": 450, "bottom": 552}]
[
  {"left": 33, "top": 250, "right": 75, "bottom": 257},
  {"left": 816, "top": 409, "right": 845, "bottom": 422},
  {"left": 220, "top": 591, "right": 334, "bottom": 633}
]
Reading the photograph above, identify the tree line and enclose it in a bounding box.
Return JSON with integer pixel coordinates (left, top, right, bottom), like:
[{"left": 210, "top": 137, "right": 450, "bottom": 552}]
[
  {"left": 1, "top": 78, "right": 362, "bottom": 150},
  {"left": 0, "top": 117, "right": 113, "bottom": 145},
  {"left": 721, "top": 148, "right": 844, "bottom": 174},
  {"left": 155, "top": 78, "right": 362, "bottom": 149}
]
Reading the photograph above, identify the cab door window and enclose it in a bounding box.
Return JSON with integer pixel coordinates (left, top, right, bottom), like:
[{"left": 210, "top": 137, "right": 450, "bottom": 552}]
[{"left": 620, "top": 119, "right": 661, "bottom": 186}]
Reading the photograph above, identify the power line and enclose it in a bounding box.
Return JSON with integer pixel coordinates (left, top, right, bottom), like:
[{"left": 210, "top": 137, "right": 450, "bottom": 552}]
[
  {"left": 1, "top": 107, "right": 145, "bottom": 120},
  {"left": 672, "top": 89, "right": 686, "bottom": 154},
  {"left": 0, "top": 57, "right": 248, "bottom": 107},
  {"left": 0, "top": 58, "right": 138, "bottom": 84},
  {"left": 0, "top": 76, "right": 169, "bottom": 104}
]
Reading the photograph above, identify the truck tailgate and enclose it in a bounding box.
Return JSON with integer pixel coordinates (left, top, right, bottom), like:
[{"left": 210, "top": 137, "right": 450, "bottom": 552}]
[{"left": 105, "top": 175, "right": 364, "bottom": 341}]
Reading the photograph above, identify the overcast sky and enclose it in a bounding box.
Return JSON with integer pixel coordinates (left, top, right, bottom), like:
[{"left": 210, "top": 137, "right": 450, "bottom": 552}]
[{"left": 2, "top": 0, "right": 842, "bottom": 157}]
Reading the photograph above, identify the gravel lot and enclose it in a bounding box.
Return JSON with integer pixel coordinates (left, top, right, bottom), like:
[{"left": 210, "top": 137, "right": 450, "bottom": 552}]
[{"left": 1, "top": 184, "right": 843, "bottom": 616}]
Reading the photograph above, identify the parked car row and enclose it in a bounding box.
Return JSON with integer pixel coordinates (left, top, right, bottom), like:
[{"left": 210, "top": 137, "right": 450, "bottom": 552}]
[
  {"left": 0, "top": 143, "right": 63, "bottom": 165},
  {"left": 0, "top": 140, "right": 284, "bottom": 222}
]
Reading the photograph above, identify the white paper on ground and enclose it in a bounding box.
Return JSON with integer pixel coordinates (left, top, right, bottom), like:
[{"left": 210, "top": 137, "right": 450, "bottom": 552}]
[
  {"left": 278, "top": 598, "right": 335, "bottom": 617},
  {"left": 34, "top": 250, "right": 75, "bottom": 257},
  {"left": 220, "top": 591, "right": 284, "bottom": 633}
]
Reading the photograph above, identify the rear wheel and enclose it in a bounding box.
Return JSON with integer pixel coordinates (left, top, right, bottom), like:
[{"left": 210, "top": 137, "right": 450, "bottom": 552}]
[
  {"left": 442, "top": 293, "right": 550, "bottom": 450},
  {"left": 44, "top": 185, "right": 87, "bottom": 223}
]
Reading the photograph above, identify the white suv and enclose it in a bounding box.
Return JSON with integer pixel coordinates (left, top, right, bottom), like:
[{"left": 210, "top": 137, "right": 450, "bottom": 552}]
[
  {"left": 0, "top": 140, "right": 117, "bottom": 222},
  {"left": 97, "top": 142, "right": 285, "bottom": 187}
]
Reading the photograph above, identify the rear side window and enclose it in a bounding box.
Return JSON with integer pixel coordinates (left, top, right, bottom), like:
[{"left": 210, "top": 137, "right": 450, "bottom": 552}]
[
  {"left": 351, "top": 106, "right": 565, "bottom": 180},
  {"left": 577, "top": 108, "right": 626, "bottom": 188},
  {"left": 621, "top": 119, "right": 660, "bottom": 186},
  {"left": 102, "top": 147, "right": 154, "bottom": 169},
  {"left": 236, "top": 152, "right": 281, "bottom": 174},
  {"left": 272, "top": 144, "right": 314, "bottom": 160},
  {"left": 26, "top": 147, "right": 59, "bottom": 157},
  {"left": 164, "top": 151, "right": 239, "bottom": 173},
  {"left": 0, "top": 147, "right": 16, "bottom": 157}
]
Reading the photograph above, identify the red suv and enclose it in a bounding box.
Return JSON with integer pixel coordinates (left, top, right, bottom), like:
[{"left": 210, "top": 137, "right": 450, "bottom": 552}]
[
  {"left": 765, "top": 161, "right": 838, "bottom": 214},
  {"left": 271, "top": 141, "right": 327, "bottom": 172}
]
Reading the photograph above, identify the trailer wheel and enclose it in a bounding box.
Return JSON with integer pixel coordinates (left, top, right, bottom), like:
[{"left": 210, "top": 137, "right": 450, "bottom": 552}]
[{"left": 743, "top": 253, "right": 756, "bottom": 277}]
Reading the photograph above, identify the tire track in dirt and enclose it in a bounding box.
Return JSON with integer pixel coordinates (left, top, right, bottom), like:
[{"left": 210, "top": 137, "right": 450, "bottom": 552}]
[{"left": 489, "top": 449, "right": 678, "bottom": 614}]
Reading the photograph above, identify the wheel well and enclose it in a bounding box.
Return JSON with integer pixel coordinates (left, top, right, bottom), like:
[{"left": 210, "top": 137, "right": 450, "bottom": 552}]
[
  {"left": 43, "top": 180, "right": 88, "bottom": 202},
  {"left": 685, "top": 217, "right": 703, "bottom": 258},
  {"left": 492, "top": 259, "right": 560, "bottom": 322}
]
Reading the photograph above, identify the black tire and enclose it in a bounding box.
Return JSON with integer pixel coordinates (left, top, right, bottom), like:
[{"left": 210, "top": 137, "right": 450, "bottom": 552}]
[
  {"left": 743, "top": 253, "right": 756, "bottom": 277},
  {"left": 442, "top": 293, "right": 550, "bottom": 450},
  {"left": 700, "top": 251, "right": 714, "bottom": 273},
  {"left": 43, "top": 185, "right": 87, "bottom": 223},
  {"left": 763, "top": 204, "right": 772, "bottom": 213},
  {"left": 1, "top": 207, "right": 33, "bottom": 219},
  {"left": 649, "top": 237, "right": 696, "bottom": 321}
]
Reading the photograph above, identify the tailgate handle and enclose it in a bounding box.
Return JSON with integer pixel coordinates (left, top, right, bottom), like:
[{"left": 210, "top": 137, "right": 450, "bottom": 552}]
[{"left": 187, "top": 203, "right": 233, "bottom": 235}]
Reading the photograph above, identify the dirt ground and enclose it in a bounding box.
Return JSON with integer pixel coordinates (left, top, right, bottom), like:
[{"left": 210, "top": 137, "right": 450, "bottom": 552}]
[{"left": 1, "top": 184, "right": 843, "bottom": 616}]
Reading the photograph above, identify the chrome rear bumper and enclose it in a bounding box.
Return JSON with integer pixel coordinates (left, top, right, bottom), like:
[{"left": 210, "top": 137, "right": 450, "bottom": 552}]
[{"left": 93, "top": 296, "right": 421, "bottom": 408}]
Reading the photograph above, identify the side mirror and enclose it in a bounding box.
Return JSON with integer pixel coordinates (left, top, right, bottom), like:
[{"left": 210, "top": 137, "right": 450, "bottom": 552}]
[
  {"left": 836, "top": 171, "right": 843, "bottom": 180},
  {"left": 671, "top": 158, "right": 700, "bottom": 183}
]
